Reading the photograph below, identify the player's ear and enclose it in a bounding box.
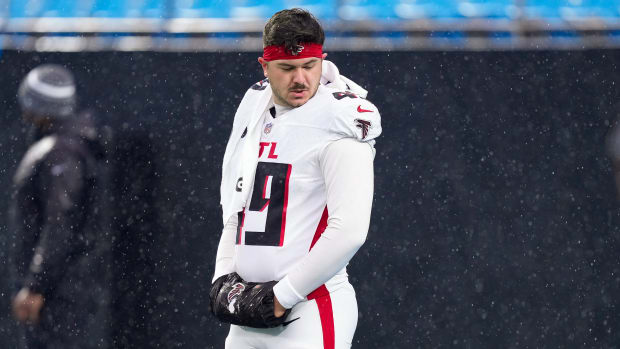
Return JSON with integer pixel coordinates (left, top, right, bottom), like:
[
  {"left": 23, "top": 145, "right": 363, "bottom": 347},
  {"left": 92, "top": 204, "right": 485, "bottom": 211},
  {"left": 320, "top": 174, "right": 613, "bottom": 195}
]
[
  {"left": 258, "top": 57, "right": 269, "bottom": 78},
  {"left": 322, "top": 52, "right": 328, "bottom": 59}
]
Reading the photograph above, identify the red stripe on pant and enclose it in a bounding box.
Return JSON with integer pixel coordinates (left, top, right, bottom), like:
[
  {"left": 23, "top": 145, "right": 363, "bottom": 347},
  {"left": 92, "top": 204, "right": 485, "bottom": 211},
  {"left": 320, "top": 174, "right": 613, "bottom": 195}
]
[
  {"left": 306, "top": 208, "right": 334, "bottom": 348},
  {"left": 308, "top": 285, "right": 334, "bottom": 349}
]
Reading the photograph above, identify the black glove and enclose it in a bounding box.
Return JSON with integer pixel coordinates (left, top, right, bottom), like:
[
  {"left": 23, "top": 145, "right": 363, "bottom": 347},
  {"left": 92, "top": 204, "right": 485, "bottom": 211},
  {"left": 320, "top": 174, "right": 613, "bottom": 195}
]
[{"left": 209, "top": 272, "right": 291, "bottom": 328}]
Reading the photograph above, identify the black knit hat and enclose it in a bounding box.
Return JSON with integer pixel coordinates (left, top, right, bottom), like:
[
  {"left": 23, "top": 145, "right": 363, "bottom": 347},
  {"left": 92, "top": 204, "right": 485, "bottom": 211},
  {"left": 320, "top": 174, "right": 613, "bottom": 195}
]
[{"left": 18, "top": 64, "right": 76, "bottom": 119}]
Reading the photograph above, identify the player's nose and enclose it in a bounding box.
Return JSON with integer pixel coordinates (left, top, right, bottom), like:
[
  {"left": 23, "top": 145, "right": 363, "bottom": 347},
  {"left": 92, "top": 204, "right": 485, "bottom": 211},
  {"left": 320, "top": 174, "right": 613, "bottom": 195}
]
[{"left": 291, "top": 68, "right": 305, "bottom": 84}]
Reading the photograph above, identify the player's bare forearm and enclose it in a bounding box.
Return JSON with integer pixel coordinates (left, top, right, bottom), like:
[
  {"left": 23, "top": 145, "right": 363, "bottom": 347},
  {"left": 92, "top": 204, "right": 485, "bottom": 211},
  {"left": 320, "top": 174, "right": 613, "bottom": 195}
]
[{"left": 274, "top": 295, "right": 286, "bottom": 317}]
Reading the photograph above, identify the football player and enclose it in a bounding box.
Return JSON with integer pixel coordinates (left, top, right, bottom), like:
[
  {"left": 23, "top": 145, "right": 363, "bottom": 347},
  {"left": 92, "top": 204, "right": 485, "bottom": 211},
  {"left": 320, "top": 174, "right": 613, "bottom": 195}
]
[{"left": 210, "top": 8, "right": 382, "bottom": 349}]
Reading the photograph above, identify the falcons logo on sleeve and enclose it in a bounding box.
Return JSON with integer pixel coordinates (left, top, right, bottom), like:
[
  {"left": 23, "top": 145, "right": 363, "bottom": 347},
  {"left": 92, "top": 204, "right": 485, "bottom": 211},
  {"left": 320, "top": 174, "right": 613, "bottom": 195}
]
[{"left": 355, "top": 119, "right": 372, "bottom": 140}]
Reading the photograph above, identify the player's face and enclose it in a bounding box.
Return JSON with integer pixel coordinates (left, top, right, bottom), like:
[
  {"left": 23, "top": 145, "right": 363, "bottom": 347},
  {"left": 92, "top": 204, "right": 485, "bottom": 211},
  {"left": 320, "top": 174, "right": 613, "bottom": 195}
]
[{"left": 258, "top": 56, "right": 325, "bottom": 108}]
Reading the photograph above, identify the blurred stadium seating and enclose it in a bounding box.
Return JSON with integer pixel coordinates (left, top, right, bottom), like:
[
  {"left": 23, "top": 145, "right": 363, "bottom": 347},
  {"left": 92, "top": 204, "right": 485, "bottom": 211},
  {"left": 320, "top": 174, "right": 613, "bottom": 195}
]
[
  {"left": 523, "top": 0, "right": 620, "bottom": 20},
  {"left": 4, "top": 0, "right": 619, "bottom": 21},
  {"left": 1, "top": 0, "right": 620, "bottom": 50}
]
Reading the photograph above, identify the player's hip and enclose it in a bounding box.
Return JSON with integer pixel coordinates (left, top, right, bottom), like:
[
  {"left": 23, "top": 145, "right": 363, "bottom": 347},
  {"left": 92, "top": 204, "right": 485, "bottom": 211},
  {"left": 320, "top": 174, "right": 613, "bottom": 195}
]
[{"left": 226, "top": 282, "right": 357, "bottom": 349}]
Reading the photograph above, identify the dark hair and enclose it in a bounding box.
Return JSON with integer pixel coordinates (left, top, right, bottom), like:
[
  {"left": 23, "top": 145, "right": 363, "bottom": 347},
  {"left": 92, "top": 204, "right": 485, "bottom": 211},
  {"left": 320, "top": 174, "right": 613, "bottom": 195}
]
[{"left": 263, "top": 8, "right": 325, "bottom": 54}]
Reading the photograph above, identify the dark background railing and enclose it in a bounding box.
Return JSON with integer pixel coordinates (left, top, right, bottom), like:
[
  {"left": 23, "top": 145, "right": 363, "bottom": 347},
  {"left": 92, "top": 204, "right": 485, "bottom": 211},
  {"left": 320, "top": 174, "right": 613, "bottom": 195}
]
[{"left": 0, "top": 50, "right": 619, "bottom": 348}]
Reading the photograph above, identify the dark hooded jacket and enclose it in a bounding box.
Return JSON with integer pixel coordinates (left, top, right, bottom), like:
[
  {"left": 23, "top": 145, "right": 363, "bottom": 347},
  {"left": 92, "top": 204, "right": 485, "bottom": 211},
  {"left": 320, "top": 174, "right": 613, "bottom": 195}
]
[{"left": 10, "top": 112, "right": 107, "bottom": 302}]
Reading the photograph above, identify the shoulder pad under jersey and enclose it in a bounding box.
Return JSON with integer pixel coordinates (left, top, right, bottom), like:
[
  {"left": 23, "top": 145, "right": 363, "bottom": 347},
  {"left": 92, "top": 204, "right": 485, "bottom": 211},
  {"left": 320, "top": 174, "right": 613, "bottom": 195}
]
[
  {"left": 250, "top": 78, "right": 270, "bottom": 91},
  {"left": 327, "top": 90, "right": 382, "bottom": 142}
]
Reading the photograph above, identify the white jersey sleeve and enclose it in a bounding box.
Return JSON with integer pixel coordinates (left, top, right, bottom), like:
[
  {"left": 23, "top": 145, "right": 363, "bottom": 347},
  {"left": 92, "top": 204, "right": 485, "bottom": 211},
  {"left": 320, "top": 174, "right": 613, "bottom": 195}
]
[
  {"left": 212, "top": 215, "right": 238, "bottom": 283},
  {"left": 272, "top": 137, "right": 375, "bottom": 308}
]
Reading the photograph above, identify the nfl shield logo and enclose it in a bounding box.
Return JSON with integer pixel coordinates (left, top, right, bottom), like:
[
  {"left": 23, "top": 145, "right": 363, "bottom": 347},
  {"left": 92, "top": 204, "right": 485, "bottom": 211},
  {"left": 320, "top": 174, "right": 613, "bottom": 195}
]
[{"left": 264, "top": 123, "right": 273, "bottom": 134}]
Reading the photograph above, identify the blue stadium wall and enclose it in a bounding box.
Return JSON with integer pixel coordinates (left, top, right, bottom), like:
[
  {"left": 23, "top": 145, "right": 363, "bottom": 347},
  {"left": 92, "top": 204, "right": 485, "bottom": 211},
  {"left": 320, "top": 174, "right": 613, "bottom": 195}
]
[{"left": 0, "top": 49, "right": 619, "bottom": 348}]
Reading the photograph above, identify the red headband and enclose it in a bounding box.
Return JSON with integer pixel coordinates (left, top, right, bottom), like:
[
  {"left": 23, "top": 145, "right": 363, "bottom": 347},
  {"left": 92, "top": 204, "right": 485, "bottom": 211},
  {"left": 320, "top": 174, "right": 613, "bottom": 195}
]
[{"left": 262, "top": 42, "right": 323, "bottom": 61}]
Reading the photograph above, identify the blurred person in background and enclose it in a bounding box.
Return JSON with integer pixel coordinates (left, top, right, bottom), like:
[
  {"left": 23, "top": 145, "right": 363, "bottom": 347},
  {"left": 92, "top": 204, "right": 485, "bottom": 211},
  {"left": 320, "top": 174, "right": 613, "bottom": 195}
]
[
  {"left": 9, "top": 64, "right": 108, "bottom": 349},
  {"left": 209, "top": 8, "right": 382, "bottom": 348}
]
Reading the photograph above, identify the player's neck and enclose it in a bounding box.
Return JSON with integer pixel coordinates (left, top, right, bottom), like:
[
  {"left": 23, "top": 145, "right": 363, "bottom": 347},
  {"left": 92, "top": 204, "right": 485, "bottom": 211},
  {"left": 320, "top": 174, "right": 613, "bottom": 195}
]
[{"left": 272, "top": 102, "right": 292, "bottom": 118}]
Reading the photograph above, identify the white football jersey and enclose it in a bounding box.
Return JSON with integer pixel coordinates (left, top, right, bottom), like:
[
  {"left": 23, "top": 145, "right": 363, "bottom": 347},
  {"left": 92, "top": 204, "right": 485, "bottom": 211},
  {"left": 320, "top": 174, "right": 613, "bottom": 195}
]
[{"left": 233, "top": 82, "right": 381, "bottom": 283}]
